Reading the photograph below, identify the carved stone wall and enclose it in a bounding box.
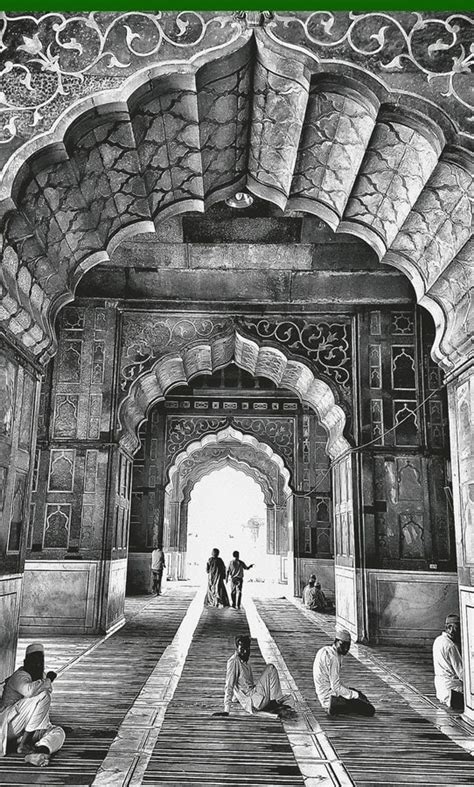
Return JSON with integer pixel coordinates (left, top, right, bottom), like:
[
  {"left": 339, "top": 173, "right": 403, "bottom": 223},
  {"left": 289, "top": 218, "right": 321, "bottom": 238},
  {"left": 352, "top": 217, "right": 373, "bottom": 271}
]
[
  {"left": 448, "top": 368, "right": 474, "bottom": 723},
  {"left": 358, "top": 307, "right": 453, "bottom": 573},
  {"left": 24, "top": 302, "right": 130, "bottom": 634},
  {"left": 30, "top": 304, "right": 120, "bottom": 560},
  {"left": 0, "top": 336, "right": 40, "bottom": 678},
  {"left": 298, "top": 414, "right": 332, "bottom": 561}
]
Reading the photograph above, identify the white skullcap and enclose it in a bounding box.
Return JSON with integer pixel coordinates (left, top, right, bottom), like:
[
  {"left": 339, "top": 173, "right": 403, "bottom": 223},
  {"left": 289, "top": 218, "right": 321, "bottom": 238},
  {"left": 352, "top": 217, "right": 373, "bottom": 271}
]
[
  {"left": 335, "top": 627, "right": 351, "bottom": 643},
  {"left": 25, "top": 642, "right": 44, "bottom": 656}
]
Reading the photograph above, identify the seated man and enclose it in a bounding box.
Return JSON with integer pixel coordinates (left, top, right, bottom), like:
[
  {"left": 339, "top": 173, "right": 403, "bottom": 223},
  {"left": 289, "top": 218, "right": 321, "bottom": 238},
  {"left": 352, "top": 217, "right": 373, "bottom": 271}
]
[
  {"left": 313, "top": 583, "right": 329, "bottom": 612},
  {"left": 433, "top": 613, "right": 464, "bottom": 710},
  {"left": 222, "top": 635, "right": 291, "bottom": 717},
  {"left": 303, "top": 579, "right": 318, "bottom": 608},
  {"left": 313, "top": 627, "right": 375, "bottom": 717},
  {"left": 0, "top": 642, "right": 65, "bottom": 767}
]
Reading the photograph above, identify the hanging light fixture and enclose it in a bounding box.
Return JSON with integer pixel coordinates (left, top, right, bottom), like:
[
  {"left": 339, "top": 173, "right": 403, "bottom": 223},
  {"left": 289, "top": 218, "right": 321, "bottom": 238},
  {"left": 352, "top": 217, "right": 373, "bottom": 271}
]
[{"left": 225, "top": 191, "right": 254, "bottom": 209}]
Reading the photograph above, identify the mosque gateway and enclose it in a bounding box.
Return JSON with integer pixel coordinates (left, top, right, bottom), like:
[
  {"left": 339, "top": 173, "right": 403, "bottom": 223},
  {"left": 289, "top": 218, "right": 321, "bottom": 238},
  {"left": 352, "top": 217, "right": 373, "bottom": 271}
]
[{"left": 0, "top": 10, "right": 472, "bottom": 784}]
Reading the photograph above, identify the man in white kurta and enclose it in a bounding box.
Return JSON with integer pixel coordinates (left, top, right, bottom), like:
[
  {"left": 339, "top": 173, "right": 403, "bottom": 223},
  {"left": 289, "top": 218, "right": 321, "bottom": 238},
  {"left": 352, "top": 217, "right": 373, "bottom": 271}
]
[
  {"left": 313, "top": 627, "right": 375, "bottom": 716},
  {"left": 0, "top": 642, "right": 65, "bottom": 767},
  {"left": 433, "top": 613, "right": 464, "bottom": 710},
  {"left": 223, "top": 635, "right": 288, "bottom": 715}
]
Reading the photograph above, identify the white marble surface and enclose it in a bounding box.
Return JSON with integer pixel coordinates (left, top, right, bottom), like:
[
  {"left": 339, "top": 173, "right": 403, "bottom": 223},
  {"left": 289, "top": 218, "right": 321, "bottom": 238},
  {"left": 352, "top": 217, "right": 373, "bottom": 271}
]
[{"left": 368, "top": 570, "right": 459, "bottom": 643}]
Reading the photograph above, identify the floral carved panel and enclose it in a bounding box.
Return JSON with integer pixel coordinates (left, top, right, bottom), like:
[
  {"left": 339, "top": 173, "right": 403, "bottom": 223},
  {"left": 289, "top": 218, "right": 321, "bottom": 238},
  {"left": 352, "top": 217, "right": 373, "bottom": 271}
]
[
  {"left": 165, "top": 416, "right": 294, "bottom": 475},
  {"left": 120, "top": 315, "right": 234, "bottom": 393},
  {"left": 238, "top": 316, "right": 352, "bottom": 402},
  {"left": 0, "top": 12, "right": 244, "bottom": 156},
  {"left": 267, "top": 12, "right": 473, "bottom": 138}
]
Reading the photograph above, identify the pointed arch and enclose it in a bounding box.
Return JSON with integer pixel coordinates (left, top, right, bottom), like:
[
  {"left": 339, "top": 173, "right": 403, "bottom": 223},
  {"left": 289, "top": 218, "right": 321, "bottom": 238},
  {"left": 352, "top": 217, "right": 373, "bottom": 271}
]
[{"left": 118, "top": 330, "right": 349, "bottom": 460}]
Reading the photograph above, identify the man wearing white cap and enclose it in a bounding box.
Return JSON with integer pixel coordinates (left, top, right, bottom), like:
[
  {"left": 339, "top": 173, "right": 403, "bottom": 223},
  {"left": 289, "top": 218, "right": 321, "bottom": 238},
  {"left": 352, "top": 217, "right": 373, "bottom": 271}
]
[
  {"left": 313, "top": 627, "right": 375, "bottom": 716},
  {"left": 0, "top": 642, "right": 65, "bottom": 767},
  {"left": 433, "top": 613, "right": 464, "bottom": 710}
]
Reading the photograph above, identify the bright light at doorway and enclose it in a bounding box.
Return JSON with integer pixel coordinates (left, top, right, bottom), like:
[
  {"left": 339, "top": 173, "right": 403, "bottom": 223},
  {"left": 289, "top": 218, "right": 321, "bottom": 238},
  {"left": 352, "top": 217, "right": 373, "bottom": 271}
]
[{"left": 186, "top": 466, "right": 274, "bottom": 586}]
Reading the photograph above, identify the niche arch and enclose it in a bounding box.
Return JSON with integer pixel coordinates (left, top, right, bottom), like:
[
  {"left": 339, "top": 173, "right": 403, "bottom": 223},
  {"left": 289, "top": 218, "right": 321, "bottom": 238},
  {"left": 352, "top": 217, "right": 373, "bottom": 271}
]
[{"left": 163, "top": 425, "right": 292, "bottom": 583}]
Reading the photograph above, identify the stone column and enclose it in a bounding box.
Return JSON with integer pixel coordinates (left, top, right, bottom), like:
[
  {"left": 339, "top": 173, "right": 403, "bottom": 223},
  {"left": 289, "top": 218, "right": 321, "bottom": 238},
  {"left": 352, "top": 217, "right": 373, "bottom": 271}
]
[
  {"left": 166, "top": 497, "right": 181, "bottom": 580},
  {"left": 0, "top": 337, "right": 41, "bottom": 680},
  {"left": 447, "top": 365, "right": 474, "bottom": 724},
  {"left": 178, "top": 499, "right": 188, "bottom": 580},
  {"left": 266, "top": 505, "right": 276, "bottom": 553},
  {"left": 22, "top": 302, "right": 130, "bottom": 635}
]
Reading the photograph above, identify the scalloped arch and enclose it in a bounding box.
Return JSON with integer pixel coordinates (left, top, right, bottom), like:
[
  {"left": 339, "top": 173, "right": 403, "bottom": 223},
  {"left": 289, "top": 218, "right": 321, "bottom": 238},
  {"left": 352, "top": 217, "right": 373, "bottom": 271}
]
[
  {"left": 119, "top": 330, "right": 349, "bottom": 460},
  {"left": 166, "top": 424, "right": 291, "bottom": 503},
  {"left": 181, "top": 456, "right": 275, "bottom": 506},
  {"left": 0, "top": 27, "right": 471, "bottom": 372}
]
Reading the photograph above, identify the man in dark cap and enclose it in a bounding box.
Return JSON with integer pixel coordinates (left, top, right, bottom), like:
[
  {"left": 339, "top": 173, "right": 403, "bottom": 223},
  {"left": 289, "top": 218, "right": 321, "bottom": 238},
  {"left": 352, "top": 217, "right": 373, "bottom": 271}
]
[
  {"left": 433, "top": 613, "right": 464, "bottom": 710},
  {"left": 313, "top": 627, "right": 375, "bottom": 716},
  {"left": 0, "top": 642, "right": 65, "bottom": 767}
]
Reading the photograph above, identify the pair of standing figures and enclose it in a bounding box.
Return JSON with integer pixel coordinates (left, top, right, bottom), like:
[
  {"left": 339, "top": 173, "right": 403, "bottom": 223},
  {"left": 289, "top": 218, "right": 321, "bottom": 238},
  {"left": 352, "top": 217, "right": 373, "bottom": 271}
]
[{"left": 205, "top": 548, "right": 253, "bottom": 609}]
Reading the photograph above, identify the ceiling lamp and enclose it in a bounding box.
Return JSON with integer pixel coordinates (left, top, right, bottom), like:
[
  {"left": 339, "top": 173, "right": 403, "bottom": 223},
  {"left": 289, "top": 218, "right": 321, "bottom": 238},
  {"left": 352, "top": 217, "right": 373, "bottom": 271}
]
[{"left": 225, "top": 191, "right": 254, "bottom": 209}]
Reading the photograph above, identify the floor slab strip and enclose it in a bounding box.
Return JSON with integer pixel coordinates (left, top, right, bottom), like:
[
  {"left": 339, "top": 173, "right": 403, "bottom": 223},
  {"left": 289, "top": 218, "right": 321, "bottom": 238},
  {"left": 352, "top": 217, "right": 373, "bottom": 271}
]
[
  {"left": 91, "top": 586, "right": 205, "bottom": 786},
  {"left": 245, "top": 594, "right": 354, "bottom": 787},
  {"left": 291, "top": 599, "right": 474, "bottom": 758}
]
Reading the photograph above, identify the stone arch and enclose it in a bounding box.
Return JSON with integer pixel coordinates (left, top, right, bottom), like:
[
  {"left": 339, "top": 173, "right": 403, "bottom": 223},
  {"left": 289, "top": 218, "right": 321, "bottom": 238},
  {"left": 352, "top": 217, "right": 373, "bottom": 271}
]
[
  {"left": 166, "top": 424, "right": 291, "bottom": 492},
  {"left": 118, "top": 329, "right": 349, "bottom": 461},
  {"left": 162, "top": 425, "right": 293, "bottom": 582},
  {"left": 181, "top": 455, "right": 275, "bottom": 506},
  {"left": 0, "top": 24, "right": 470, "bottom": 371}
]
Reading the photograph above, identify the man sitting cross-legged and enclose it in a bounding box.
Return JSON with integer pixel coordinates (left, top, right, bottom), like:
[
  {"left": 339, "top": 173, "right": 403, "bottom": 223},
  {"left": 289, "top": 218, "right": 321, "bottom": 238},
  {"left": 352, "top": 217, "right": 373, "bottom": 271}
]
[
  {"left": 313, "top": 627, "right": 375, "bottom": 717},
  {"left": 433, "top": 613, "right": 464, "bottom": 711},
  {"left": 0, "top": 642, "right": 65, "bottom": 767},
  {"left": 220, "top": 635, "right": 293, "bottom": 718}
]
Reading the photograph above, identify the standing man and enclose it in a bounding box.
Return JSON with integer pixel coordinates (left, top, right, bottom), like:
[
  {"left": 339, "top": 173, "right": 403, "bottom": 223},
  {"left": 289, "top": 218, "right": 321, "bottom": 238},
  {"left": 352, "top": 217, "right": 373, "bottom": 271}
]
[
  {"left": 151, "top": 544, "right": 166, "bottom": 596},
  {"left": 433, "top": 613, "right": 464, "bottom": 710},
  {"left": 226, "top": 550, "right": 254, "bottom": 610},
  {"left": 313, "top": 627, "right": 375, "bottom": 716},
  {"left": 0, "top": 642, "right": 65, "bottom": 767}
]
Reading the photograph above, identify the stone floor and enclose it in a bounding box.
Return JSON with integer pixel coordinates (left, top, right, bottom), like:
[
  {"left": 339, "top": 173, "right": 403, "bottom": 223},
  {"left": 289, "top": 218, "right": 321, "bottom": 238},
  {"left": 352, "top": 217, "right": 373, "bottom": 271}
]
[{"left": 0, "top": 583, "right": 472, "bottom": 787}]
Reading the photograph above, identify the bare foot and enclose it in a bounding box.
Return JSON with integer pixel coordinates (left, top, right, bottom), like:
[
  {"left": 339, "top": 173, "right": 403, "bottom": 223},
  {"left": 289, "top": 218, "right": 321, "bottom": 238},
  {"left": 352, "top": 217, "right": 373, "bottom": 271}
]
[
  {"left": 17, "top": 732, "right": 35, "bottom": 754},
  {"left": 25, "top": 752, "right": 49, "bottom": 767}
]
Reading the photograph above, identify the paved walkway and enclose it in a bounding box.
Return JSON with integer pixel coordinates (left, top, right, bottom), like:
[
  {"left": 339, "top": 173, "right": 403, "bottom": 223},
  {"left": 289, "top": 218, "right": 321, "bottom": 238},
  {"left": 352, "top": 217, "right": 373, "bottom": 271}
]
[{"left": 0, "top": 585, "right": 472, "bottom": 787}]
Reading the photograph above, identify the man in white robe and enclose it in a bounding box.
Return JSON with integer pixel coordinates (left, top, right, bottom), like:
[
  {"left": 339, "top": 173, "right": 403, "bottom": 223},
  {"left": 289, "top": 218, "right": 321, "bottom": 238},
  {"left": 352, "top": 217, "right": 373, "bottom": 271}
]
[
  {"left": 433, "top": 613, "right": 464, "bottom": 710},
  {"left": 0, "top": 642, "right": 65, "bottom": 767},
  {"left": 222, "top": 636, "right": 291, "bottom": 717},
  {"left": 313, "top": 627, "right": 375, "bottom": 716}
]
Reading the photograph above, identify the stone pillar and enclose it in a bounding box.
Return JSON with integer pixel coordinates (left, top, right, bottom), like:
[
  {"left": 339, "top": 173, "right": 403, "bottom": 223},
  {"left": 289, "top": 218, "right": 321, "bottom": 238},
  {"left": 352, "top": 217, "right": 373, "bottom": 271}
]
[
  {"left": 22, "top": 302, "right": 130, "bottom": 635},
  {"left": 266, "top": 505, "right": 276, "bottom": 553},
  {"left": 447, "top": 366, "right": 474, "bottom": 724},
  {"left": 165, "top": 497, "right": 181, "bottom": 580},
  {"left": 178, "top": 499, "right": 188, "bottom": 580},
  {"left": 127, "top": 408, "right": 167, "bottom": 594},
  {"left": 0, "top": 337, "right": 41, "bottom": 680},
  {"left": 275, "top": 504, "right": 288, "bottom": 554}
]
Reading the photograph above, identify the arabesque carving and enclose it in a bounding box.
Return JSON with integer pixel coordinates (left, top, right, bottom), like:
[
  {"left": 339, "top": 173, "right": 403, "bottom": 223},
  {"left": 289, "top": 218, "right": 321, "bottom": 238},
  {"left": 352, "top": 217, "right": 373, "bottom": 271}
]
[
  {"left": 0, "top": 12, "right": 242, "bottom": 146},
  {"left": 166, "top": 416, "right": 294, "bottom": 473},
  {"left": 239, "top": 317, "right": 352, "bottom": 400},
  {"left": 268, "top": 12, "right": 473, "bottom": 136},
  {"left": 121, "top": 316, "right": 233, "bottom": 392}
]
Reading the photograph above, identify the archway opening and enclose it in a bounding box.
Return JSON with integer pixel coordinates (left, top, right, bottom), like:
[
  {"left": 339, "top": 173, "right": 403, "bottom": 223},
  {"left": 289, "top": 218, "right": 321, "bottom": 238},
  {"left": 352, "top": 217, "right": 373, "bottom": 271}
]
[{"left": 186, "top": 466, "right": 269, "bottom": 587}]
